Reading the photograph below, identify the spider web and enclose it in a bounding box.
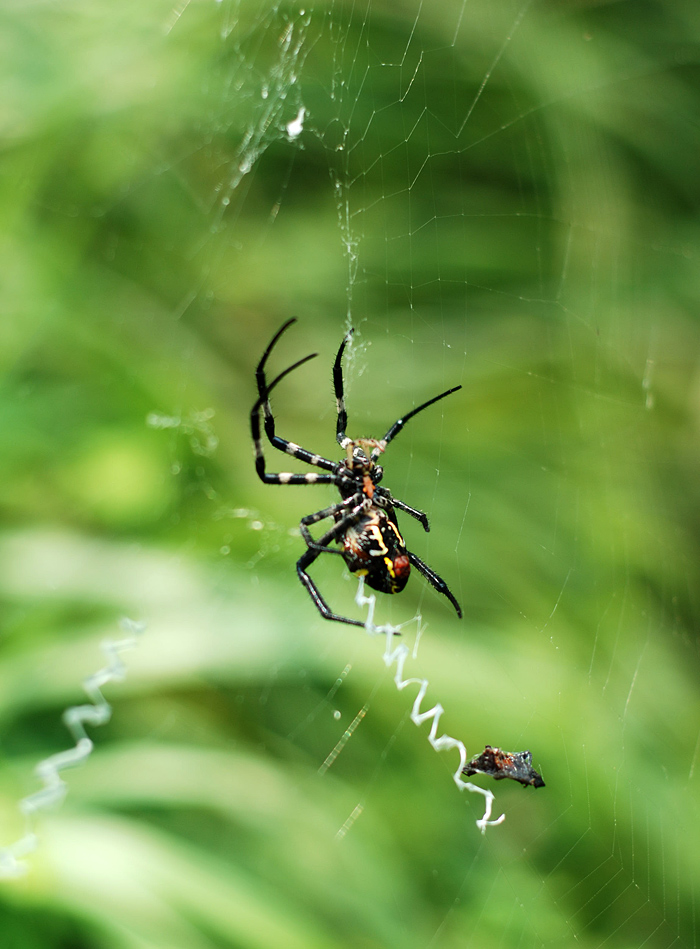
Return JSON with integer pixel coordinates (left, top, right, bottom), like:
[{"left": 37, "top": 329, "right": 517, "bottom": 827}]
[
  {"left": 165, "top": 1, "right": 699, "bottom": 944},
  {"left": 1, "top": 1, "right": 699, "bottom": 948},
  {"left": 198, "top": 2, "right": 699, "bottom": 946}
]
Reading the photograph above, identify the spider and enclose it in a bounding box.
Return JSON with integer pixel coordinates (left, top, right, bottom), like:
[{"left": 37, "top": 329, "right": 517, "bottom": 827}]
[{"left": 250, "top": 319, "right": 463, "bottom": 628}]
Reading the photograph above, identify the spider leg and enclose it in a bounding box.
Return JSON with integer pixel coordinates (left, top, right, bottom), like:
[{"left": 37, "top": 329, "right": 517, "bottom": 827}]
[
  {"left": 300, "top": 495, "right": 362, "bottom": 554},
  {"left": 375, "top": 488, "right": 430, "bottom": 532},
  {"left": 407, "top": 551, "right": 463, "bottom": 618},
  {"left": 371, "top": 384, "right": 462, "bottom": 460},
  {"left": 297, "top": 504, "right": 369, "bottom": 627},
  {"left": 251, "top": 320, "right": 342, "bottom": 483},
  {"left": 333, "top": 327, "right": 353, "bottom": 449}
]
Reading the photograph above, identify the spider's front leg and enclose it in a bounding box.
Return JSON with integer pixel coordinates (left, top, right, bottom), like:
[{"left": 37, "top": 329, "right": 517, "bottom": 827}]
[
  {"left": 333, "top": 327, "right": 353, "bottom": 448},
  {"left": 251, "top": 320, "right": 339, "bottom": 483}
]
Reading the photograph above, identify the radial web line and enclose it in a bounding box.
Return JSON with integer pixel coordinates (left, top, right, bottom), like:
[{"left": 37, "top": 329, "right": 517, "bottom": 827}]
[
  {"left": 354, "top": 579, "right": 505, "bottom": 833},
  {"left": 0, "top": 617, "right": 145, "bottom": 879},
  {"left": 319, "top": 703, "right": 369, "bottom": 775}
]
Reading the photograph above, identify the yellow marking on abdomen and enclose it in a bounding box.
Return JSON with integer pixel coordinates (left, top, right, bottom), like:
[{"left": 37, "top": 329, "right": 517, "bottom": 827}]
[{"left": 368, "top": 524, "right": 388, "bottom": 555}]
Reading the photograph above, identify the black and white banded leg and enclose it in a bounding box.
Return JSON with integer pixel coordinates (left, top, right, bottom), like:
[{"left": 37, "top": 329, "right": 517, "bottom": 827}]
[{"left": 251, "top": 319, "right": 345, "bottom": 487}]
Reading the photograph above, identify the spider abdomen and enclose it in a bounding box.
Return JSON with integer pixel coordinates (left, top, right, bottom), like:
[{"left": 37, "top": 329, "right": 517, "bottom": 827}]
[{"left": 340, "top": 508, "right": 410, "bottom": 594}]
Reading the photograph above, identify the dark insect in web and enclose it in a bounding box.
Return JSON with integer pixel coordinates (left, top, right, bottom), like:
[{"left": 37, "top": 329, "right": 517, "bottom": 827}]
[
  {"left": 463, "top": 745, "right": 545, "bottom": 788},
  {"left": 250, "top": 319, "right": 463, "bottom": 628}
]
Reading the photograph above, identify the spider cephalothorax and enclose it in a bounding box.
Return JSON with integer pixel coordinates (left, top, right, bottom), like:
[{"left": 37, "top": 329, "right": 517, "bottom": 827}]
[{"left": 250, "top": 319, "right": 462, "bottom": 628}]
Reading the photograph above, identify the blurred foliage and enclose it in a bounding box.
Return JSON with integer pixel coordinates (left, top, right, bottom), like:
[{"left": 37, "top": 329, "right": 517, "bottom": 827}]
[{"left": 1, "top": 0, "right": 700, "bottom": 947}]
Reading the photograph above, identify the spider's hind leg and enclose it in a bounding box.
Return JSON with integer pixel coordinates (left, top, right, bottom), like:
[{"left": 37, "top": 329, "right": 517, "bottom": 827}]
[
  {"left": 296, "top": 503, "right": 369, "bottom": 627},
  {"left": 408, "top": 551, "right": 463, "bottom": 618},
  {"left": 299, "top": 496, "right": 359, "bottom": 554},
  {"left": 297, "top": 547, "right": 366, "bottom": 627}
]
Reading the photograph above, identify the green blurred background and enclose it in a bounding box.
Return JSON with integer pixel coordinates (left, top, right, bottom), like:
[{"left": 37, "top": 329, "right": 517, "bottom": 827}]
[{"left": 1, "top": 0, "right": 699, "bottom": 946}]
